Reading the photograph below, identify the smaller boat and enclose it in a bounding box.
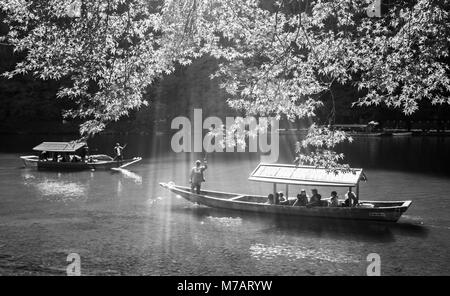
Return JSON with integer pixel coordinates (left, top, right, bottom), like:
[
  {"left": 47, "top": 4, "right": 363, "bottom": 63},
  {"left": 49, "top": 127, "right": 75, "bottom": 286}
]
[
  {"left": 20, "top": 141, "right": 142, "bottom": 171},
  {"left": 332, "top": 124, "right": 384, "bottom": 137},
  {"left": 346, "top": 131, "right": 384, "bottom": 137},
  {"left": 276, "top": 128, "right": 308, "bottom": 135},
  {"left": 160, "top": 163, "right": 412, "bottom": 222},
  {"left": 392, "top": 131, "right": 413, "bottom": 137}
]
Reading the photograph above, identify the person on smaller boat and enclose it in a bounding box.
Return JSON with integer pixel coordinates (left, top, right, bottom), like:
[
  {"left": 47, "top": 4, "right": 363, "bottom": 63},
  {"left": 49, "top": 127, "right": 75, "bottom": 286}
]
[
  {"left": 80, "top": 145, "right": 89, "bottom": 162},
  {"left": 114, "top": 143, "right": 125, "bottom": 161},
  {"left": 61, "top": 153, "right": 70, "bottom": 162},
  {"left": 39, "top": 151, "right": 49, "bottom": 161},
  {"left": 343, "top": 190, "right": 358, "bottom": 207},
  {"left": 189, "top": 159, "right": 208, "bottom": 194},
  {"left": 293, "top": 189, "right": 308, "bottom": 206},
  {"left": 328, "top": 191, "right": 340, "bottom": 207},
  {"left": 307, "top": 189, "right": 322, "bottom": 207}
]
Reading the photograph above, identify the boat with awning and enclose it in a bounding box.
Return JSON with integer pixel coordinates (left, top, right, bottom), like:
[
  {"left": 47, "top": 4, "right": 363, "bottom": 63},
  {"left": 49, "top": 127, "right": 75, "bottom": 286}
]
[
  {"left": 160, "top": 163, "right": 412, "bottom": 222},
  {"left": 20, "top": 141, "right": 141, "bottom": 171}
]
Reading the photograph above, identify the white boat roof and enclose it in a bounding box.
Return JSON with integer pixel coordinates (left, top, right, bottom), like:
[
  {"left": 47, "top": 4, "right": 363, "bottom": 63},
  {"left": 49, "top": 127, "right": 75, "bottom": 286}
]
[
  {"left": 33, "top": 141, "right": 86, "bottom": 153},
  {"left": 249, "top": 163, "right": 366, "bottom": 187}
]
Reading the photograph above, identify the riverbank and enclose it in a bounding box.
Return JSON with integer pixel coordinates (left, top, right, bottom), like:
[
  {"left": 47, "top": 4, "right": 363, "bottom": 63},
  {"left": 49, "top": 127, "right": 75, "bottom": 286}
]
[
  {"left": 276, "top": 128, "right": 450, "bottom": 137},
  {"left": 2, "top": 122, "right": 450, "bottom": 137},
  {"left": 0, "top": 120, "right": 159, "bottom": 136}
]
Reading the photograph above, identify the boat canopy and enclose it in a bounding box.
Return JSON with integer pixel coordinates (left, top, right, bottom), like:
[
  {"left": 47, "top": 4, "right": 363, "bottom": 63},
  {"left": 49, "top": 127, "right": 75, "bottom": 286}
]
[
  {"left": 249, "top": 163, "right": 366, "bottom": 187},
  {"left": 33, "top": 142, "right": 86, "bottom": 153}
]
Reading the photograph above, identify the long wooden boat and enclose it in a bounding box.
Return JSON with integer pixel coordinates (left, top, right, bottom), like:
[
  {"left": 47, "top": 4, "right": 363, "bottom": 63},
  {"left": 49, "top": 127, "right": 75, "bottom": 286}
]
[
  {"left": 160, "top": 163, "right": 412, "bottom": 222},
  {"left": 20, "top": 142, "right": 141, "bottom": 171},
  {"left": 332, "top": 124, "right": 384, "bottom": 137},
  {"left": 392, "top": 131, "right": 413, "bottom": 137},
  {"left": 346, "top": 132, "right": 384, "bottom": 137}
]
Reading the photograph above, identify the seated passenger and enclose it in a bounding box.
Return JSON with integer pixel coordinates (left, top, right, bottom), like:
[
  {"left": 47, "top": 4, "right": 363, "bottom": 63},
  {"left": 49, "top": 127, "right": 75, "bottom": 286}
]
[
  {"left": 266, "top": 193, "right": 274, "bottom": 204},
  {"left": 274, "top": 192, "right": 280, "bottom": 205},
  {"left": 328, "top": 191, "right": 340, "bottom": 207},
  {"left": 343, "top": 190, "right": 358, "bottom": 207},
  {"left": 39, "top": 151, "right": 48, "bottom": 161},
  {"left": 278, "top": 192, "right": 291, "bottom": 205},
  {"left": 307, "top": 188, "right": 322, "bottom": 207},
  {"left": 80, "top": 145, "right": 88, "bottom": 162},
  {"left": 293, "top": 189, "right": 308, "bottom": 206}
]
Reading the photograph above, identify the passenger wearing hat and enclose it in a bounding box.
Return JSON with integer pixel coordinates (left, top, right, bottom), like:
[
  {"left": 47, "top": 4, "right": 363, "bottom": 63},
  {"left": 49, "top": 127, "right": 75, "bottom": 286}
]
[{"left": 189, "top": 159, "right": 208, "bottom": 194}]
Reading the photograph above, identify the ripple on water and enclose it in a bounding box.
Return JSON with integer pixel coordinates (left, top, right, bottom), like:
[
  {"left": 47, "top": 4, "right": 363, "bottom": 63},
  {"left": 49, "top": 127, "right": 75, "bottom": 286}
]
[
  {"left": 146, "top": 196, "right": 165, "bottom": 206},
  {"left": 24, "top": 177, "right": 87, "bottom": 203},
  {"left": 204, "top": 216, "right": 243, "bottom": 227},
  {"left": 249, "top": 243, "right": 360, "bottom": 264}
]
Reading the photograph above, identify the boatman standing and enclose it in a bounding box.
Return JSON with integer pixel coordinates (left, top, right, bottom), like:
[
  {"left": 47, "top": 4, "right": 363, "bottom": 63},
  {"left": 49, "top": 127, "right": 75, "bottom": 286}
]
[
  {"left": 114, "top": 143, "right": 126, "bottom": 161},
  {"left": 189, "top": 159, "right": 207, "bottom": 194}
]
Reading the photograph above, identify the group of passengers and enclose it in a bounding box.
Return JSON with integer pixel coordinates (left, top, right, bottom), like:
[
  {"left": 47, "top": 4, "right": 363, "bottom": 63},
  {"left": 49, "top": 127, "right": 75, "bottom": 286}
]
[
  {"left": 266, "top": 189, "right": 358, "bottom": 207},
  {"left": 38, "top": 143, "right": 124, "bottom": 163},
  {"left": 40, "top": 151, "right": 90, "bottom": 163}
]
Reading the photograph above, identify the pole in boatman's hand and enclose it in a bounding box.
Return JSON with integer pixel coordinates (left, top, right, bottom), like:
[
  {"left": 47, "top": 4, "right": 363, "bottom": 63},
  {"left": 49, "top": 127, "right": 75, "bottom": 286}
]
[{"left": 202, "top": 153, "right": 208, "bottom": 182}]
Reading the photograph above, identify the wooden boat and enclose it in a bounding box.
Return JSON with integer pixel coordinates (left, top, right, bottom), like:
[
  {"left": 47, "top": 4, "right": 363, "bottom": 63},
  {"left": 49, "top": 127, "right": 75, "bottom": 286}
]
[
  {"left": 346, "top": 131, "right": 384, "bottom": 137},
  {"left": 276, "top": 128, "right": 308, "bottom": 135},
  {"left": 160, "top": 163, "right": 412, "bottom": 222},
  {"left": 20, "top": 141, "right": 142, "bottom": 171},
  {"left": 333, "top": 124, "right": 384, "bottom": 137},
  {"left": 392, "top": 131, "right": 413, "bottom": 137}
]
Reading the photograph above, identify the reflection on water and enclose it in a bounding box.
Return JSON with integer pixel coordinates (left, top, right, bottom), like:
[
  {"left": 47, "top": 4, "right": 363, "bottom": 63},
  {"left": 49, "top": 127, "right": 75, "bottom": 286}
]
[
  {"left": 22, "top": 171, "right": 88, "bottom": 203},
  {"left": 249, "top": 243, "right": 360, "bottom": 264},
  {"left": 146, "top": 196, "right": 165, "bottom": 207},
  {"left": 203, "top": 216, "right": 243, "bottom": 227},
  {"left": 171, "top": 205, "right": 428, "bottom": 244},
  {"left": 112, "top": 168, "right": 143, "bottom": 184},
  {"left": 20, "top": 165, "right": 144, "bottom": 204}
]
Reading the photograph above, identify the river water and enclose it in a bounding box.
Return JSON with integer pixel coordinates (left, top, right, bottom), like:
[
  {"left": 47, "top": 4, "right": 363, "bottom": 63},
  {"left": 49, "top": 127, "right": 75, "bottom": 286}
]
[{"left": 0, "top": 134, "right": 449, "bottom": 275}]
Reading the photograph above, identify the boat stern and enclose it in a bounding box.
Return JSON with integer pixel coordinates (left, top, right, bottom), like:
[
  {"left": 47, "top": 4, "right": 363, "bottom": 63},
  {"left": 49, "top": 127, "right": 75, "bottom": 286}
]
[{"left": 20, "top": 155, "right": 39, "bottom": 168}]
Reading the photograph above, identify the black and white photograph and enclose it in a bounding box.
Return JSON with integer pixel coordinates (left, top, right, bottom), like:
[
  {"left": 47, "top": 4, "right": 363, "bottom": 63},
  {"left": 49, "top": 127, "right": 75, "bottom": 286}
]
[{"left": 0, "top": 0, "right": 449, "bottom": 281}]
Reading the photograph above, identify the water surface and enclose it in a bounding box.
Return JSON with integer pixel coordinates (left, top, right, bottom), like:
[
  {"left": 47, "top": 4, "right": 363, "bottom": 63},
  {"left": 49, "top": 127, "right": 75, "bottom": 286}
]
[{"left": 0, "top": 134, "right": 449, "bottom": 275}]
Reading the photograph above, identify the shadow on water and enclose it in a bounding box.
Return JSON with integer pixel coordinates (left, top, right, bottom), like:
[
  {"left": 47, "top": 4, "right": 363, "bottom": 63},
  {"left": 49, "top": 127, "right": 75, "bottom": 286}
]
[{"left": 171, "top": 205, "right": 429, "bottom": 243}]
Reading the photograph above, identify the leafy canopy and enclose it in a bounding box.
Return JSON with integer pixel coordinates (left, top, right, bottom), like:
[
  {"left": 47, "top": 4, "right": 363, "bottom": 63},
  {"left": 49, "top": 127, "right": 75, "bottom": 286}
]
[{"left": 1, "top": 0, "right": 449, "bottom": 169}]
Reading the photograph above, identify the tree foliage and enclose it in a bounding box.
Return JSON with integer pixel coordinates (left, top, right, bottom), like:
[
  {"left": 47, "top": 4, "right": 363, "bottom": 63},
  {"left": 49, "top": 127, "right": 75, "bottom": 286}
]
[{"left": 1, "top": 0, "right": 449, "bottom": 168}]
